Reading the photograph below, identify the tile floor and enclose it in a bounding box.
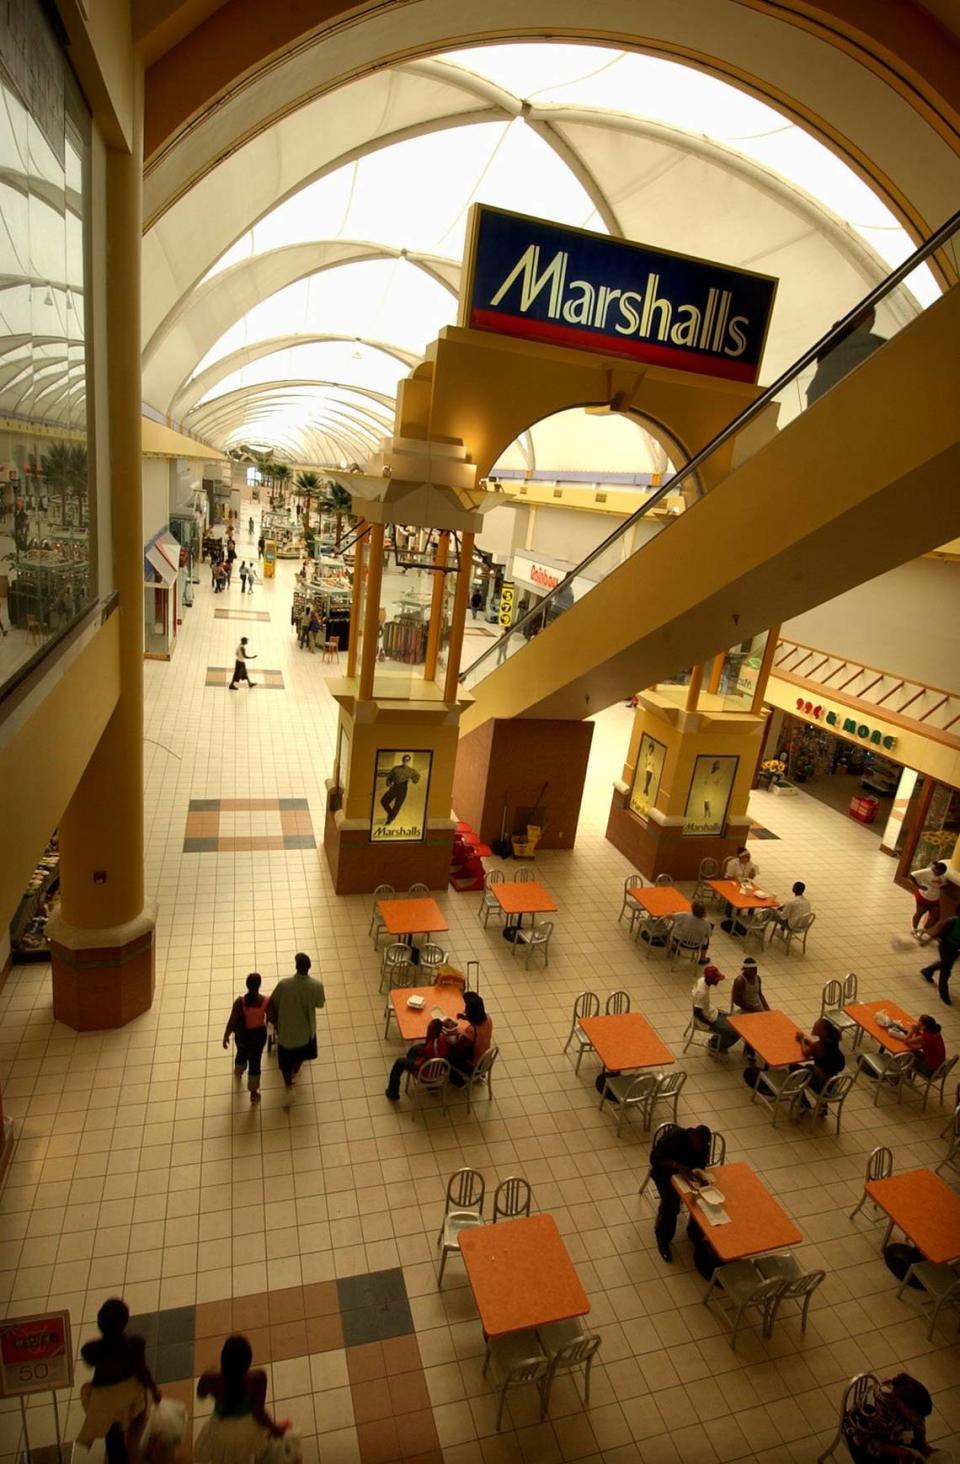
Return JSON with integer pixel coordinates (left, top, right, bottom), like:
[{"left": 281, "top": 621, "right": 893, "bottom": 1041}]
[{"left": 1, "top": 508, "right": 959, "bottom": 1464}]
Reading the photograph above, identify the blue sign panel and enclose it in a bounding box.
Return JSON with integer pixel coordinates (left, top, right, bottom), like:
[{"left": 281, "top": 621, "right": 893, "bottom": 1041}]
[{"left": 461, "top": 206, "right": 777, "bottom": 383}]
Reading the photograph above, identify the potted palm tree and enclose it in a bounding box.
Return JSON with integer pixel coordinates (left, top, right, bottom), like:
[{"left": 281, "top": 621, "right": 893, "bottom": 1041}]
[
  {"left": 294, "top": 470, "right": 320, "bottom": 557},
  {"left": 322, "top": 481, "right": 354, "bottom": 550}
]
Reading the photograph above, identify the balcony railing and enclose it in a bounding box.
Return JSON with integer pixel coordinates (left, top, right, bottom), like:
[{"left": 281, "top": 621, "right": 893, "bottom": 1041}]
[{"left": 772, "top": 638, "right": 960, "bottom": 740}]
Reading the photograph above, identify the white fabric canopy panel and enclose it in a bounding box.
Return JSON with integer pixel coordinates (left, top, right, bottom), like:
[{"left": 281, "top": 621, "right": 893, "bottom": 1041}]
[{"left": 145, "top": 42, "right": 936, "bottom": 464}]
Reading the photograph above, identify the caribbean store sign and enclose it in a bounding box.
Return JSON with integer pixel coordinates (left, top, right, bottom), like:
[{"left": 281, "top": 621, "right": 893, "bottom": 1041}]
[{"left": 460, "top": 205, "right": 778, "bottom": 384}]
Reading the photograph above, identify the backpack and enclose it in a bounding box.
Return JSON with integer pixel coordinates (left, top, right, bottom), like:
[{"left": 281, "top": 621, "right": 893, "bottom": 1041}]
[{"left": 243, "top": 998, "right": 267, "bottom": 1030}]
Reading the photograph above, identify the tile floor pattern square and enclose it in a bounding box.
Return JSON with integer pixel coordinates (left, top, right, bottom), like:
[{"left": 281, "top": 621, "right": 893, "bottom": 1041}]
[
  {"left": 206, "top": 666, "right": 285, "bottom": 689},
  {"left": 213, "top": 608, "right": 271, "bottom": 622},
  {"left": 183, "top": 798, "right": 315, "bottom": 853},
  {"left": 1, "top": 518, "right": 959, "bottom": 1464}
]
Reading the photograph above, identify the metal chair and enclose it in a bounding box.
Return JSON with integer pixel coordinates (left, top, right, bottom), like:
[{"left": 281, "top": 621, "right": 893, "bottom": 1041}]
[
  {"left": 515, "top": 921, "right": 552, "bottom": 968},
  {"left": 465, "top": 959, "right": 481, "bottom": 992},
  {"left": 369, "top": 882, "right": 394, "bottom": 946},
  {"left": 855, "top": 1048, "right": 914, "bottom": 1106},
  {"left": 563, "top": 992, "right": 600, "bottom": 1073},
  {"left": 741, "top": 906, "right": 773, "bottom": 953},
  {"left": 769, "top": 910, "right": 816, "bottom": 955},
  {"left": 599, "top": 1072, "right": 656, "bottom": 1137},
  {"left": 460, "top": 1045, "right": 499, "bottom": 1114},
  {"left": 408, "top": 882, "right": 430, "bottom": 895},
  {"left": 619, "top": 875, "right": 645, "bottom": 934},
  {"left": 820, "top": 977, "right": 857, "bottom": 1040},
  {"left": 655, "top": 872, "right": 674, "bottom": 886},
  {"left": 936, "top": 1105, "right": 960, "bottom": 1174},
  {"left": 796, "top": 1072, "right": 856, "bottom": 1134},
  {"left": 751, "top": 1064, "right": 811, "bottom": 1126},
  {"left": 639, "top": 915, "right": 673, "bottom": 956},
  {"left": 702, "top": 1264, "right": 786, "bottom": 1349},
  {"left": 754, "top": 1254, "right": 825, "bottom": 1335},
  {"left": 849, "top": 1146, "right": 894, "bottom": 1221},
  {"left": 605, "top": 989, "right": 631, "bottom": 1015},
  {"left": 478, "top": 869, "right": 505, "bottom": 927},
  {"left": 405, "top": 1056, "right": 449, "bottom": 1119},
  {"left": 482, "top": 1335, "right": 549, "bottom": 1430},
  {"left": 493, "top": 1175, "right": 532, "bottom": 1222},
  {"left": 896, "top": 1260, "right": 960, "bottom": 1339},
  {"left": 649, "top": 1070, "right": 687, "bottom": 1128},
  {"left": 538, "top": 1324, "right": 602, "bottom": 1411},
  {"left": 940, "top": 1085, "right": 960, "bottom": 1138},
  {"left": 418, "top": 943, "right": 448, "bottom": 975},
  {"left": 379, "top": 941, "right": 412, "bottom": 993},
  {"left": 817, "top": 1374, "right": 879, "bottom": 1463},
  {"left": 905, "top": 1052, "right": 958, "bottom": 1113},
  {"left": 668, "top": 930, "right": 709, "bottom": 969},
  {"left": 840, "top": 972, "right": 862, "bottom": 1046},
  {"left": 709, "top": 1131, "right": 726, "bottom": 1166},
  {"left": 638, "top": 1121, "right": 681, "bottom": 1199},
  {"left": 437, "top": 1168, "right": 486, "bottom": 1285},
  {"left": 514, "top": 867, "right": 536, "bottom": 883},
  {"left": 682, "top": 1006, "right": 719, "bottom": 1054},
  {"left": 693, "top": 856, "right": 720, "bottom": 905}
]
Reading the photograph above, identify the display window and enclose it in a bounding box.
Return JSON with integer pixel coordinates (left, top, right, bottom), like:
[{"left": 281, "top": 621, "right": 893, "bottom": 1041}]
[{"left": 896, "top": 780, "right": 960, "bottom": 895}]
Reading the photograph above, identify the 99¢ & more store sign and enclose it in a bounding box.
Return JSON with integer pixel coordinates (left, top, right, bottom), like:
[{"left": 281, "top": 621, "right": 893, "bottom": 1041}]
[{"left": 795, "top": 699, "right": 897, "bottom": 752}]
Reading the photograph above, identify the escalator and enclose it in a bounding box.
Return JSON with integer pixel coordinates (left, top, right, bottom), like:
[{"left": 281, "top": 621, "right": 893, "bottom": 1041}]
[{"left": 458, "top": 214, "right": 960, "bottom": 736}]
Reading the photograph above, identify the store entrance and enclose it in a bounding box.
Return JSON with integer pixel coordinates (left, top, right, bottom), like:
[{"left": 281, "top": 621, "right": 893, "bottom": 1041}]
[{"left": 775, "top": 712, "right": 906, "bottom": 842}]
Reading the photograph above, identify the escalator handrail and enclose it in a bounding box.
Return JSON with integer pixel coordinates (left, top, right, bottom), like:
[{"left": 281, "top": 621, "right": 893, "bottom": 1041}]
[{"left": 460, "top": 206, "right": 960, "bottom": 681}]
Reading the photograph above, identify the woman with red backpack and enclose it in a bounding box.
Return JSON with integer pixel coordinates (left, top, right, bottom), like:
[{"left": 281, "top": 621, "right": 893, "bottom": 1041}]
[{"left": 223, "top": 973, "right": 269, "bottom": 1104}]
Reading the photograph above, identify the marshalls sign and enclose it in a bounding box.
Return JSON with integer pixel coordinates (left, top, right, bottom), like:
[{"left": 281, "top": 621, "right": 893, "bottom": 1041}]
[{"left": 460, "top": 205, "right": 777, "bottom": 384}]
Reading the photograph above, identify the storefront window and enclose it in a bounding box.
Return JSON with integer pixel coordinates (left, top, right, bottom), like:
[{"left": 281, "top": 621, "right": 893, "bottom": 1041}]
[
  {"left": 0, "top": 1, "right": 94, "bottom": 695},
  {"left": 911, "top": 783, "right": 960, "bottom": 871}
]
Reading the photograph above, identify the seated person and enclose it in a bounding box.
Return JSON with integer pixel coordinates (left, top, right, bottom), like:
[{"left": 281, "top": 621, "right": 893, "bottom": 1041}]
[
  {"left": 692, "top": 967, "right": 739, "bottom": 1053},
  {"left": 448, "top": 991, "right": 493, "bottom": 1078},
  {"left": 648, "top": 1123, "right": 712, "bottom": 1264},
  {"left": 773, "top": 880, "right": 811, "bottom": 930},
  {"left": 904, "top": 1014, "right": 946, "bottom": 1078},
  {"left": 731, "top": 957, "right": 768, "bottom": 1013},
  {"left": 670, "top": 901, "right": 712, "bottom": 962},
  {"left": 723, "top": 847, "right": 758, "bottom": 882},
  {"left": 794, "top": 1017, "right": 845, "bottom": 1092},
  {"left": 385, "top": 1018, "right": 449, "bottom": 1101},
  {"left": 842, "top": 1372, "right": 943, "bottom": 1463}
]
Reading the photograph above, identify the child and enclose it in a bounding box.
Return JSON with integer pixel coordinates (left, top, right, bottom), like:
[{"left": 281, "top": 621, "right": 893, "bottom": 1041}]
[{"left": 223, "top": 973, "right": 269, "bottom": 1103}]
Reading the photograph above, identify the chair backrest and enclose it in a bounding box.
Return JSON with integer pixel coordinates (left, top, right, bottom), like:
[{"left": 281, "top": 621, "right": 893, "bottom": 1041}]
[
  {"left": 842, "top": 971, "right": 859, "bottom": 1001},
  {"left": 796, "top": 912, "right": 816, "bottom": 934},
  {"left": 623, "top": 1074, "right": 657, "bottom": 1102},
  {"left": 865, "top": 1146, "right": 893, "bottom": 1183},
  {"left": 531, "top": 921, "right": 553, "bottom": 944},
  {"left": 384, "top": 942, "right": 410, "bottom": 968},
  {"left": 465, "top": 959, "right": 480, "bottom": 991},
  {"left": 506, "top": 1356, "right": 550, "bottom": 1386},
  {"left": 889, "top": 1051, "right": 916, "bottom": 1080},
  {"left": 624, "top": 874, "right": 644, "bottom": 892},
  {"left": 698, "top": 857, "right": 720, "bottom": 879},
  {"left": 840, "top": 1373, "right": 880, "bottom": 1425},
  {"left": 408, "top": 882, "right": 430, "bottom": 895},
  {"left": 515, "top": 867, "right": 535, "bottom": 883},
  {"left": 781, "top": 1066, "right": 813, "bottom": 1096},
  {"left": 821, "top": 1073, "right": 855, "bottom": 1104},
  {"left": 606, "top": 989, "right": 631, "bottom": 1015},
  {"left": 472, "top": 1046, "right": 499, "bottom": 1083},
  {"left": 655, "top": 873, "right": 674, "bottom": 886},
  {"left": 445, "top": 1166, "right": 485, "bottom": 1213},
  {"left": 748, "top": 907, "right": 773, "bottom": 929},
  {"left": 573, "top": 991, "right": 601, "bottom": 1023},
  {"left": 709, "top": 1131, "right": 727, "bottom": 1166},
  {"left": 690, "top": 1004, "right": 713, "bottom": 1031},
  {"left": 820, "top": 978, "right": 843, "bottom": 1015},
  {"left": 419, "top": 943, "right": 447, "bottom": 968},
  {"left": 373, "top": 882, "right": 394, "bottom": 905},
  {"left": 932, "top": 1053, "right": 960, "bottom": 1085},
  {"left": 650, "top": 1121, "right": 681, "bottom": 1158},
  {"left": 550, "top": 1333, "right": 602, "bottom": 1373},
  {"left": 486, "top": 870, "right": 505, "bottom": 887},
  {"left": 493, "top": 1176, "right": 532, "bottom": 1221},
  {"left": 416, "top": 1057, "right": 450, "bottom": 1088},
  {"left": 655, "top": 1070, "right": 687, "bottom": 1100}
]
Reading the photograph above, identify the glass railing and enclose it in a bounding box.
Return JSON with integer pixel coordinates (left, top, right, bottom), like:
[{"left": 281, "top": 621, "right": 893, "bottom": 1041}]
[{"left": 459, "top": 208, "right": 960, "bottom": 692}]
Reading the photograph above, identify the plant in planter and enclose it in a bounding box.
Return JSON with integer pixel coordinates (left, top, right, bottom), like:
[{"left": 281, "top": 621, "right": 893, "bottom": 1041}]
[{"left": 758, "top": 758, "right": 788, "bottom": 791}]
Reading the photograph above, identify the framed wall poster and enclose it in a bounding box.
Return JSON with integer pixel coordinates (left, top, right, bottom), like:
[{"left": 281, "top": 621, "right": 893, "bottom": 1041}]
[
  {"left": 370, "top": 749, "right": 433, "bottom": 843},
  {"left": 682, "top": 755, "right": 739, "bottom": 836},
  {"left": 629, "top": 733, "right": 666, "bottom": 820}
]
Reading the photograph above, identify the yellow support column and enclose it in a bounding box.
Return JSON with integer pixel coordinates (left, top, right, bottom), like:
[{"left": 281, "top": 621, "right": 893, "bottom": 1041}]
[
  {"left": 48, "top": 75, "right": 156, "bottom": 1030},
  {"left": 346, "top": 520, "right": 367, "bottom": 680},
  {"left": 358, "top": 523, "right": 385, "bottom": 701},
  {"left": 750, "top": 625, "right": 782, "bottom": 715},
  {"left": 443, "top": 531, "right": 474, "bottom": 703},
  {"left": 423, "top": 531, "right": 450, "bottom": 683},
  {"left": 685, "top": 662, "right": 706, "bottom": 712}
]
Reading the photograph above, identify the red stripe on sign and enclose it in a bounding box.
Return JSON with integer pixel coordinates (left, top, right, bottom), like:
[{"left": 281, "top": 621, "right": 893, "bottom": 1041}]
[{"left": 469, "top": 308, "right": 758, "bottom": 383}]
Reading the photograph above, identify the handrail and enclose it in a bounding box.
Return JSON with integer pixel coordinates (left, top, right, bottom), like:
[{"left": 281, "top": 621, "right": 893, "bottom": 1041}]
[{"left": 460, "top": 206, "right": 960, "bottom": 682}]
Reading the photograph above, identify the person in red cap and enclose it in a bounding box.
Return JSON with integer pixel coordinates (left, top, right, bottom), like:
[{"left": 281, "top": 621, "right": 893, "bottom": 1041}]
[{"left": 692, "top": 966, "right": 739, "bottom": 1052}]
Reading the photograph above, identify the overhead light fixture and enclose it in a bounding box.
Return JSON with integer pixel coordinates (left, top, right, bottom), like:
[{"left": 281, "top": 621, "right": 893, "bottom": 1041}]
[{"left": 43, "top": 288, "right": 53, "bottom": 306}]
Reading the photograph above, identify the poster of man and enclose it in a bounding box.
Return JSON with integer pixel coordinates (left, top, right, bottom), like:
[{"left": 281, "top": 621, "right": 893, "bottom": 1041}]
[
  {"left": 629, "top": 734, "right": 666, "bottom": 820},
  {"left": 370, "top": 749, "right": 433, "bottom": 843},
  {"left": 682, "top": 754, "right": 739, "bottom": 836}
]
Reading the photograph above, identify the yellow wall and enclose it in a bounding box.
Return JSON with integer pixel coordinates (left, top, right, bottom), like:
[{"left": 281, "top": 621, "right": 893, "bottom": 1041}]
[
  {"left": 622, "top": 699, "right": 764, "bottom": 825},
  {"left": 340, "top": 707, "right": 459, "bottom": 825},
  {"left": 0, "top": 618, "right": 120, "bottom": 934}
]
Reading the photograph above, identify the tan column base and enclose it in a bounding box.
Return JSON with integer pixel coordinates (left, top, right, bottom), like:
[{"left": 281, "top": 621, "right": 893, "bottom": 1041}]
[
  {"left": 606, "top": 785, "right": 745, "bottom": 881},
  {"left": 47, "top": 904, "right": 157, "bottom": 1030},
  {"left": 324, "top": 789, "right": 454, "bottom": 894}
]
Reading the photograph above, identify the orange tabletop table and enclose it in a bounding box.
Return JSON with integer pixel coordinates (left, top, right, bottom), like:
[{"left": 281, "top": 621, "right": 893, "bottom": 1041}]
[
  {"left": 866, "top": 1169, "right": 960, "bottom": 1264},
  {"left": 579, "top": 1013, "right": 675, "bottom": 1072},
  {"left": 672, "top": 1162, "right": 802, "bottom": 1262},
  {"left": 459, "top": 1214, "right": 590, "bottom": 1338},
  {"left": 493, "top": 882, "right": 558, "bottom": 921},
  {"left": 843, "top": 999, "right": 915, "bottom": 1054},
  {"left": 727, "top": 1010, "right": 805, "bottom": 1067},
  {"left": 378, "top": 897, "right": 449, "bottom": 939},
  {"left": 708, "top": 880, "right": 779, "bottom": 911},
  {"left": 632, "top": 887, "right": 691, "bottom": 917},
  {"left": 389, "top": 984, "right": 465, "bottom": 1042}
]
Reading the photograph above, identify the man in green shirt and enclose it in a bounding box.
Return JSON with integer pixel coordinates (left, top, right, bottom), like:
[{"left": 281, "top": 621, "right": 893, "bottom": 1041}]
[
  {"left": 268, "top": 952, "right": 325, "bottom": 1103},
  {"left": 922, "top": 912, "right": 960, "bottom": 1006}
]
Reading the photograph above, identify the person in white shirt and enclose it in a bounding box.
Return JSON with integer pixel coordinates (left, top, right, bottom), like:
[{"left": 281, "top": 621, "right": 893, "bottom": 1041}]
[
  {"left": 692, "top": 967, "right": 739, "bottom": 1052},
  {"left": 911, "top": 862, "right": 948, "bottom": 938},
  {"left": 773, "top": 881, "right": 812, "bottom": 931},
  {"left": 670, "top": 902, "right": 712, "bottom": 963},
  {"left": 723, "top": 848, "right": 758, "bottom": 882},
  {"left": 229, "top": 637, "right": 257, "bottom": 690}
]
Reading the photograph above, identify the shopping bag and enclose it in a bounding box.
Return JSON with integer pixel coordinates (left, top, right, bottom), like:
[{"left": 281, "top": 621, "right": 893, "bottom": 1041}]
[
  {"left": 257, "top": 1431, "right": 302, "bottom": 1464},
  {"left": 140, "top": 1399, "right": 187, "bottom": 1463},
  {"left": 889, "top": 933, "right": 919, "bottom": 954}
]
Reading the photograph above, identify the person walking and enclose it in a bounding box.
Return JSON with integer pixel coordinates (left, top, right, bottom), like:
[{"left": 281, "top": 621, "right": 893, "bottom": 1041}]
[
  {"left": 214, "top": 561, "right": 227, "bottom": 594},
  {"left": 229, "top": 637, "right": 257, "bottom": 690},
  {"left": 921, "top": 910, "right": 960, "bottom": 1005},
  {"left": 195, "top": 1335, "right": 288, "bottom": 1463},
  {"left": 224, "top": 555, "right": 233, "bottom": 589},
  {"left": 268, "top": 952, "right": 326, "bottom": 1105},
  {"left": 257, "top": 535, "right": 265, "bottom": 559},
  {"left": 245, "top": 563, "right": 257, "bottom": 595},
  {"left": 248, "top": 515, "right": 254, "bottom": 535},
  {"left": 238, "top": 560, "right": 248, "bottom": 593},
  {"left": 910, "top": 860, "right": 949, "bottom": 939},
  {"left": 223, "top": 973, "right": 269, "bottom": 1103},
  {"left": 77, "top": 1298, "right": 161, "bottom": 1464},
  {"left": 470, "top": 587, "right": 482, "bottom": 620}
]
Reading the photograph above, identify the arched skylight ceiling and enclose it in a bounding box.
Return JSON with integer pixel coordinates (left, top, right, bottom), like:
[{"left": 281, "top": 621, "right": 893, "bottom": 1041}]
[
  {"left": 494, "top": 407, "right": 675, "bottom": 478},
  {"left": 144, "top": 43, "right": 937, "bottom": 464}
]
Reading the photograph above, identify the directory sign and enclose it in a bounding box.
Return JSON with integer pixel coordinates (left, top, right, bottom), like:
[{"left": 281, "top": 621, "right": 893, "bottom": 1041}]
[{"left": 461, "top": 205, "right": 777, "bottom": 383}]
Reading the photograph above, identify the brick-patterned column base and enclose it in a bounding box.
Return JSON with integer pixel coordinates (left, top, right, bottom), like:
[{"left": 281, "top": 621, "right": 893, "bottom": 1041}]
[{"left": 48, "top": 906, "right": 157, "bottom": 1030}]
